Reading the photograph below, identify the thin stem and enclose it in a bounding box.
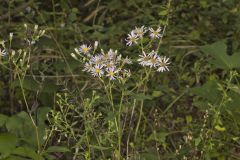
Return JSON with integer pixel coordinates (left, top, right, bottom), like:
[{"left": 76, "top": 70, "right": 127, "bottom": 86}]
[
  {"left": 134, "top": 68, "right": 151, "bottom": 141},
  {"left": 126, "top": 99, "right": 137, "bottom": 159},
  {"left": 18, "top": 75, "right": 41, "bottom": 152},
  {"left": 157, "top": 0, "right": 172, "bottom": 52},
  {"left": 134, "top": 98, "right": 144, "bottom": 141},
  {"left": 118, "top": 90, "right": 124, "bottom": 159}
]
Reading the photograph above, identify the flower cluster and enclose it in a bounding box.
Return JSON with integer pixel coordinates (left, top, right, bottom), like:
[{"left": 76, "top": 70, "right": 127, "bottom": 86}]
[
  {"left": 126, "top": 26, "right": 170, "bottom": 72},
  {"left": 125, "top": 26, "right": 162, "bottom": 46},
  {"left": 71, "top": 43, "right": 131, "bottom": 81},
  {"left": 138, "top": 50, "right": 170, "bottom": 72}
]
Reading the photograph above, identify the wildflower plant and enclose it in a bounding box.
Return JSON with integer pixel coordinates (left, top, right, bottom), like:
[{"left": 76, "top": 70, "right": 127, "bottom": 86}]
[
  {"left": 66, "top": 22, "right": 171, "bottom": 158},
  {"left": 0, "top": 24, "right": 46, "bottom": 154},
  {"left": 71, "top": 43, "right": 132, "bottom": 83}
]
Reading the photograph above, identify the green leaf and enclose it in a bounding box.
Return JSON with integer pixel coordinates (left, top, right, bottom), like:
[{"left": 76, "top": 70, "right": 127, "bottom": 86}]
[
  {"left": 12, "top": 147, "right": 43, "bottom": 160},
  {"left": 186, "top": 115, "right": 192, "bottom": 124},
  {"left": 191, "top": 80, "right": 222, "bottom": 104},
  {"left": 132, "top": 93, "right": 153, "bottom": 100},
  {"left": 0, "top": 134, "right": 18, "bottom": 154},
  {"left": 6, "top": 115, "right": 24, "bottom": 133},
  {"left": 229, "top": 84, "right": 240, "bottom": 95},
  {"left": 200, "top": 40, "right": 240, "bottom": 69},
  {"left": 90, "top": 145, "right": 110, "bottom": 150},
  {"left": 11, "top": 77, "right": 39, "bottom": 91},
  {"left": 152, "top": 91, "right": 162, "bottom": 98},
  {"left": 158, "top": 10, "right": 168, "bottom": 16},
  {"left": 0, "top": 114, "right": 8, "bottom": 127},
  {"left": 195, "top": 137, "right": 201, "bottom": 147},
  {"left": 41, "top": 81, "right": 61, "bottom": 93},
  {"left": 46, "top": 146, "right": 70, "bottom": 153},
  {"left": 147, "top": 131, "right": 168, "bottom": 144},
  {"left": 215, "top": 125, "right": 226, "bottom": 132}
]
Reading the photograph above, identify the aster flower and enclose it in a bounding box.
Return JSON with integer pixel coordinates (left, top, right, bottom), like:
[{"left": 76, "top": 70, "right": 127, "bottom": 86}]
[
  {"left": 107, "top": 49, "right": 117, "bottom": 60},
  {"left": 157, "top": 56, "right": 170, "bottom": 72},
  {"left": 116, "top": 55, "right": 122, "bottom": 62},
  {"left": 126, "top": 31, "right": 139, "bottom": 46},
  {"left": 138, "top": 51, "right": 150, "bottom": 66},
  {"left": 91, "top": 54, "right": 103, "bottom": 65},
  {"left": 105, "top": 61, "right": 115, "bottom": 69},
  {"left": 79, "top": 44, "right": 92, "bottom": 54},
  {"left": 91, "top": 65, "right": 104, "bottom": 77},
  {"left": 122, "top": 69, "right": 131, "bottom": 78},
  {"left": 147, "top": 51, "right": 159, "bottom": 68},
  {"left": 149, "top": 26, "right": 162, "bottom": 39},
  {"left": 123, "top": 56, "right": 132, "bottom": 64},
  {"left": 0, "top": 48, "right": 7, "bottom": 57},
  {"left": 106, "top": 67, "right": 118, "bottom": 80},
  {"left": 134, "top": 26, "right": 147, "bottom": 38},
  {"left": 83, "top": 62, "right": 93, "bottom": 72}
]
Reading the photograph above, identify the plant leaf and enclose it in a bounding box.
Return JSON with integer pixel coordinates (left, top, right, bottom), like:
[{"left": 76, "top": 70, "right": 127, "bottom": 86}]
[
  {"left": 46, "top": 146, "right": 70, "bottom": 153},
  {"left": 200, "top": 40, "right": 240, "bottom": 69}
]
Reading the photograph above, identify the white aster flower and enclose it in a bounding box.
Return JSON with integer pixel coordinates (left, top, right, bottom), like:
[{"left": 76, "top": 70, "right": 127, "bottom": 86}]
[
  {"left": 105, "top": 61, "right": 115, "bottom": 69},
  {"left": 107, "top": 49, "right": 117, "bottom": 60},
  {"left": 83, "top": 62, "right": 93, "bottom": 72},
  {"left": 122, "top": 69, "right": 131, "bottom": 78},
  {"left": 134, "top": 26, "right": 147, "bottom": 38},
  {"left": 147, "top": 51, "right": 159, "bottom": 68},
  {"left": 0, "top": 48, "right": 7, "bottom": 57},
  {"left": 157, "top": 56, "right": 170, "bottom": 72},
  {"left": 126, "top": 31, "right": 139, "bottom": 46},
  {"left": 149, "top": 26, "right": 162, "bottom": 39},
  {"left": 79, "top": 44, "right": 92, "bottom": 54},
  {"left": 106, "top": 67, "right": 118, "bottom": 80},
  {"left": 138, "top": 51, "right": 150, "bottom": 66},
  {"left": 123, "top": 56, "right": 132, "bottom": 64},
  {"left": 91, "top": 65, "right": 104, "bottom": 77},
  {"left": 91, "top": 54, "right": 103, "bottom": 65},
  {"left": 116, "top": 55, "right": 122, "bottom": 62}
]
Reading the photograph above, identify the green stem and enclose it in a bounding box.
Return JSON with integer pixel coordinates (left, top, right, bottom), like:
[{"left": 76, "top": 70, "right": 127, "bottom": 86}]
[
  {"left": 118, "top": 90, "right": 124, "bottom": 159},
  {"left": 18, "top": 75, "right": 41, "bottom": 153},
  {"left": 134, "top": 68, "right": 150, "bottom": 141}
]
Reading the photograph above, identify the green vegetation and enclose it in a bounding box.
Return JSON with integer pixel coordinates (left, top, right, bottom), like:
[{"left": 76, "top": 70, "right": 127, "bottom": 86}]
[{"left": 0, "top": 0, "right": 240, "bottom": 159}]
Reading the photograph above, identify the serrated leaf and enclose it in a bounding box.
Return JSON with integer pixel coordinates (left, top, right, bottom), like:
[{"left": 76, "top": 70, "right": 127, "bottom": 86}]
[{"left": 200, "top": 40, "right": 240, "bottom": 69}]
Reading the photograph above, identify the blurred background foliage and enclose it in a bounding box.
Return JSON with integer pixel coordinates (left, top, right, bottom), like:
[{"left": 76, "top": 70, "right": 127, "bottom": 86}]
[{"left": 0, "top": 0, "right": 240, "bottom": 159}]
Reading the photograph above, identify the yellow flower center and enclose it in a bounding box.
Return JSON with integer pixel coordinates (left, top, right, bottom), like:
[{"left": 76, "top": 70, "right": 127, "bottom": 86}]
[
  {"left": 83, "top": 47, "right": 89, "bottom": 53},
  {"left": 153, "top": 31, "right": 158, "bottom": 35},
  {"left": 109, "top": 71, "right": 114, "bottom": 76},
  {"left": 95, "top": 68, "right": 100, "bottom": 73},
  {"left": 150, "top": 58, "right": 157, "bottom": 64},
  {"left": 160, "top": 62, "right": 166, "bottom": 67}
]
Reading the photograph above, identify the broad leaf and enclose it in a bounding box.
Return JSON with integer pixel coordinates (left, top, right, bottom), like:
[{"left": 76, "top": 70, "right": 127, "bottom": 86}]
[
  {"left": 200, "top": 40, "right": 240, "bottom": 69},
  {"left": 191, "top": 80, "right": 222, "bottom": 104},
  {"left": 0, "top": 134, "right": 18, "bottom": 154}
]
